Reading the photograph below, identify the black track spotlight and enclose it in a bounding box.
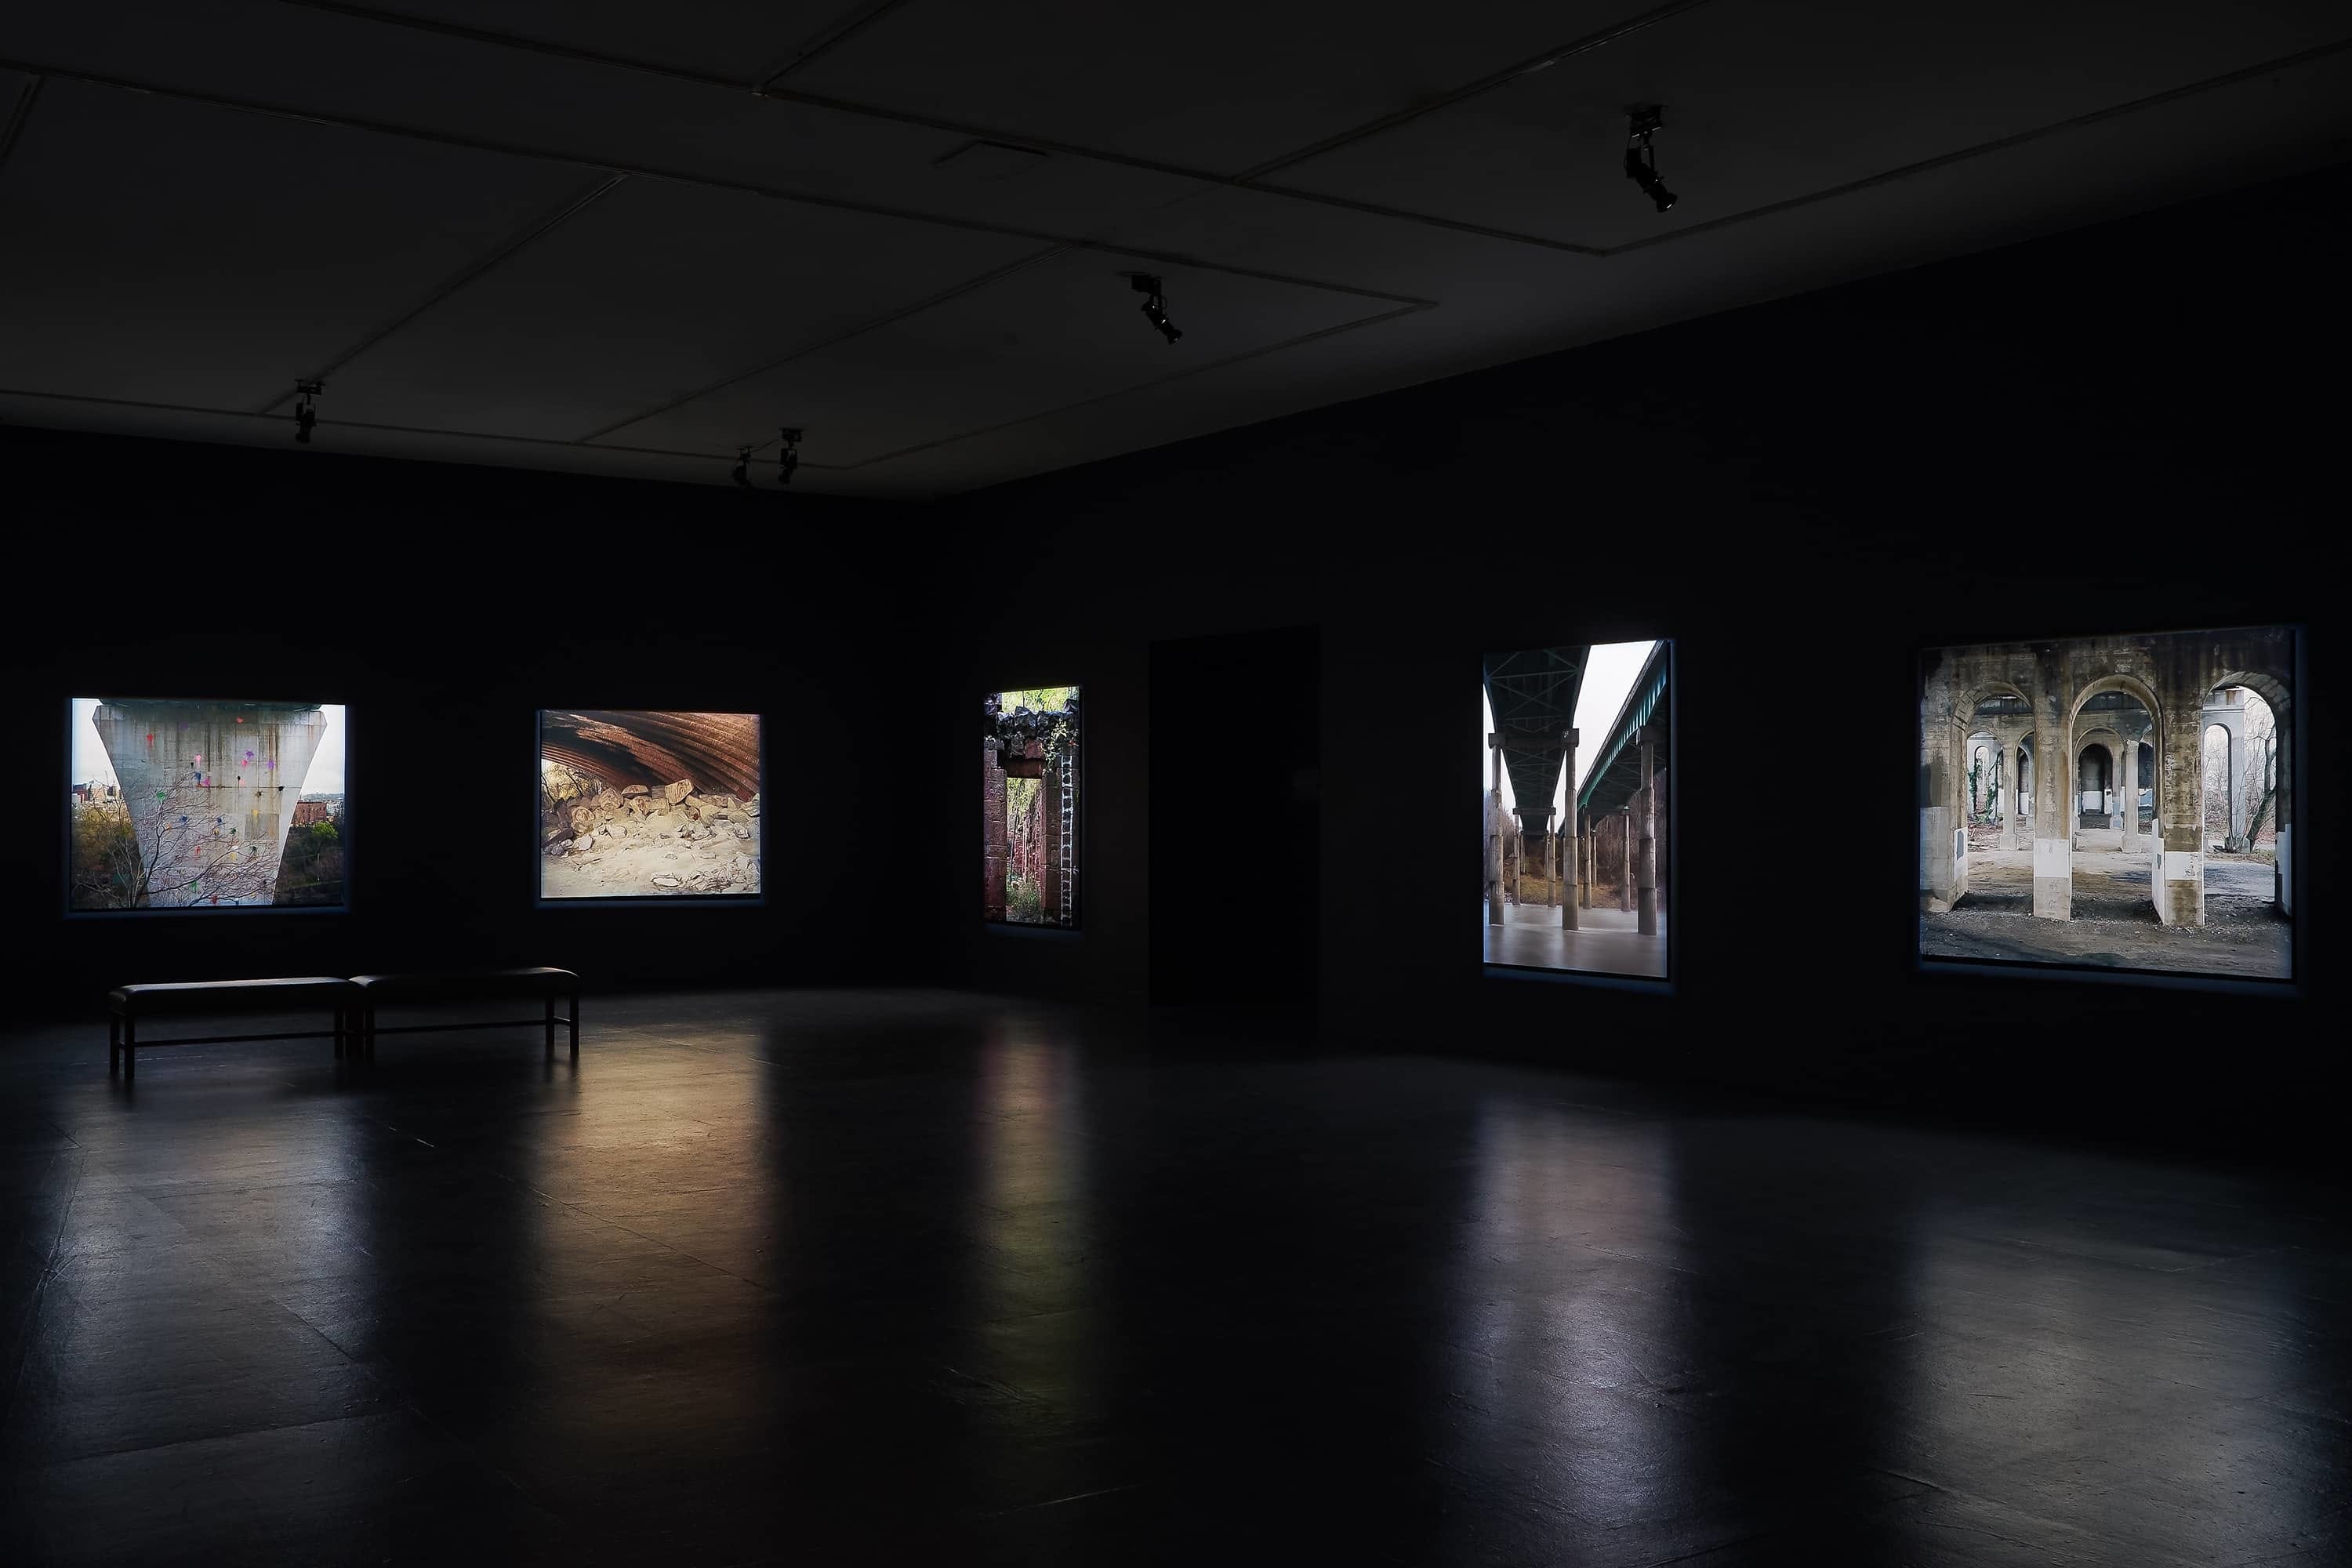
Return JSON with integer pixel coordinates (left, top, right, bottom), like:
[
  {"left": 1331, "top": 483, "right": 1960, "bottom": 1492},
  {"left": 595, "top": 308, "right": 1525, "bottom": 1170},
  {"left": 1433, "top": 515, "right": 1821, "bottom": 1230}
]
[
  {"left": 1623, "top": 105, "right": 1677, "bottom": 214},
  {"left": 292, "top": 379, "right": 324, "bottom": 445},
  {"left": 731, "top": 448, "right": 753, "bottom": 488},
  {"left": 1129, "top": 273, "right": 1181, "bottom": 344},
  {"left": 775, "top": 426, "right": 802, "bottom": 486}
]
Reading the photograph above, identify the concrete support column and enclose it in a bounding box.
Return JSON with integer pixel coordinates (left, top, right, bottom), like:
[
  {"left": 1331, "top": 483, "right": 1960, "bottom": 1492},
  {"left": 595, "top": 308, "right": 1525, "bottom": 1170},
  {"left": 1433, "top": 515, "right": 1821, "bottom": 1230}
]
[
  {"left": 2031, "top": 697, "right": 2070, "bottom": 920},
  {"left": 2118, "top": 738, "right": 2138, "bottom": 848},
  {"left": 1636, "top": 726, "right": 1658, "bottom": 937},
  {"left": 2274, "top": 710, "right": 2292, "bottom": 915},
  {"left": 2157, "top": 691, "right": 2206, "bottom": 927},
  {"left": 1620, "top": 809, "right": 1634, "bottom": 913},
  {"left": 1997, "top": 741, "right": 2020, "bottom": 850},
  {"left": 1038, "top": 759, "right": 1063, "bottom": 922},
  {"left": 1581, "top": 829, "right": 1594, "bottom": 909},
  {"left": 1486, "top": 734, "right": 1504, "bottom": 927},
  {"left": 2228, "top": 728, "right": 2247, "bottom": 849},
  {"left": 1922, "top": 716, "right": 1967, "bottom": 913},
  {"left": 982, "top": 739, "right": 1008, "bottom": 921},
  {"left": 1562, "top": 729, "right": 1580, "bottom": 931}
]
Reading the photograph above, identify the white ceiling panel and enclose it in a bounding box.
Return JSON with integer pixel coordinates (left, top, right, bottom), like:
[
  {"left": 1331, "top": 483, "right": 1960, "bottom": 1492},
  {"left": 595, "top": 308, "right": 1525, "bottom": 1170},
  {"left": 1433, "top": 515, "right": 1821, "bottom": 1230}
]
[
  {"left": 785, "top": 0, "right": 1635, "bottom": 172},
  {"left": 1276, "top": 0, "right": 2349, "bottom": 250},
  {"left": 321, "top": 176, "right": 1047, "bottom": 441},
  {"left": 612, "top": 251, "right": 1398, "bottom": 473},
  {"left": 0, "top": 80, "right": 590, "bottom": 409}
]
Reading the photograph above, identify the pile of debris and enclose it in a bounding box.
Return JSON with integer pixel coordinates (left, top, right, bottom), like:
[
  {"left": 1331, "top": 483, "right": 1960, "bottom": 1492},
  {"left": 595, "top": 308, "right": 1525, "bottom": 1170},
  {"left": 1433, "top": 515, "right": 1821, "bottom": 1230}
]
[{"left": 543, "top": 774, "right": 761, "bottom": 894}]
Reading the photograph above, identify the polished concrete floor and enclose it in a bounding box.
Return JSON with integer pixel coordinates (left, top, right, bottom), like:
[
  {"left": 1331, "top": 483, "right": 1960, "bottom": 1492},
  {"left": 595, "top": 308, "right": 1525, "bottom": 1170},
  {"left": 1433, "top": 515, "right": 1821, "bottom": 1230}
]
[
  {"left": 2, "top": 990, "right": 2346, "bottom": 1566},
  {"left": 1484, "top": 902, "right": 1669, "bottom": 978}
]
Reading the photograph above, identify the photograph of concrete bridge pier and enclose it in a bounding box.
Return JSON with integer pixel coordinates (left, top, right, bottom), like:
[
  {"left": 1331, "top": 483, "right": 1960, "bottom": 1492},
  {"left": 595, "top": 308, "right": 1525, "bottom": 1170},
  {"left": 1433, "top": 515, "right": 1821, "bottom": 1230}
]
[
  {"left": 67, "top": 698, "right": 346, "bottom": 910},
  {"left": 1482, "top": 641, "right": 1671, "bottom": 980},
  {"left": 1919, "top": 626, "right": 2293, "bottom": 979}
]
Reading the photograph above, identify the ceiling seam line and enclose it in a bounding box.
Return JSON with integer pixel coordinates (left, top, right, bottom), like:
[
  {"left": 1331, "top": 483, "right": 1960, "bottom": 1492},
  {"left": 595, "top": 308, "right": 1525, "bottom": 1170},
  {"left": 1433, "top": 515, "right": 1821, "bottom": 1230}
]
[
  {"left": 749, "top": 0, "right": 926, "bottom": 93},
  {"left": 1229, "top": 0, "right": 1719, "bottom": 182},
  {"left": 251, "top": 171, "right": 630, "bottom": 415},
  {"left": 0, "top": 72, "right": 41, "bottom": 175},
  {"left": 0, "top": 385, "right": 854, "bottom": 467},
  {"left": 1226, "top": 184, "right": 1606, "bottom": 253},
  {"left": 573, "top": 244, "right": 1075, "bottom": 444},
  {"left": 0, "top": 55, "right": 1432, "bottom": 307},
  {"left": 256, "top": 0, "right": 1611, "bottom": 254},
  {"left": 265, "top": 0, "right": 1256, "bottom": 183},
  {"left": 1595, "top": 34, "right": 2352, "bottom": 256},
  {"left": 826, "top": 301, "right": 1433, "bottom": 471}
]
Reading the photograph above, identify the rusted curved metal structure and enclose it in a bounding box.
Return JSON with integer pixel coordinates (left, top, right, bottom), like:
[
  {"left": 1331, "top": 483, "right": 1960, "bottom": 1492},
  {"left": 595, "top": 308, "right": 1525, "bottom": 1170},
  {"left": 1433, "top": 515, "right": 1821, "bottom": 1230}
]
[{"left": 540, "top": 710, "right": 760, "bottom": 799}]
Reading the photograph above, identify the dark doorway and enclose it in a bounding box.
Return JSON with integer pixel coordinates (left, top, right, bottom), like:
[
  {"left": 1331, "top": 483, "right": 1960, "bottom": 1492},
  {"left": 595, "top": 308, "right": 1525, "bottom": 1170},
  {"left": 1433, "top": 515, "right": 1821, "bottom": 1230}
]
[{"left": 1149, "top": 626, "right": 1320, "bottom": 1011}]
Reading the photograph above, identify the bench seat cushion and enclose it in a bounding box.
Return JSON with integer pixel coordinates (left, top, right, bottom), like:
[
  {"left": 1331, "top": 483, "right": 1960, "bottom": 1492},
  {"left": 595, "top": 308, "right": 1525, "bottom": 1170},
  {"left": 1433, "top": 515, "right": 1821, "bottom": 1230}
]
[
  {"left": 348, "top": 968, "right": 579, "bottom": 1000},
  {"left": 111, "top": 978, "right": 357, "bottom": 1013}
]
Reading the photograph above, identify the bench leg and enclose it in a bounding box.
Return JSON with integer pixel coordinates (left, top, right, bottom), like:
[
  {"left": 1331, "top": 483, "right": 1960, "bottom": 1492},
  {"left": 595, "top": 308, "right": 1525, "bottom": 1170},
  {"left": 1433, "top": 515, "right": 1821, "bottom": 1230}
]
[
  {"left": 333, "top": 1004, "right": 345, "bottom": 1061},
  {"left": 569, "top": 992, "right": 580, "bottom": 1060},
  {"left": 364, "top": 1004, "right": 376, "bottom": 1063},
  {"left": 123, "top": 1017, "right": 136, "bottom": 1080},
  {"left": 109, "top": 1014, "right": 121, "bottom": 1076},
  {"left": 544, "top": 996, "right": 556, "bottom": 1060}
]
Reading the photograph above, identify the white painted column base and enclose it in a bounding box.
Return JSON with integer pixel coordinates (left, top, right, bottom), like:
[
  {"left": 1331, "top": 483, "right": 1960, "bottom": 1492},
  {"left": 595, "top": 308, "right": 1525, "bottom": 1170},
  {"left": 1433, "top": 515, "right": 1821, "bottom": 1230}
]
[
  {"left": 1922, "top": 807, "right": 1959, "bottom": 911},
  {"left": 2032, "top": 837, "right": 2071, "bottom": 920},
  {"left": 2278, "top": 826, "right": 2292, "bottom": 916},
  {"left": 2157, "top": 848, "right": 2204, "bottom": 927}
]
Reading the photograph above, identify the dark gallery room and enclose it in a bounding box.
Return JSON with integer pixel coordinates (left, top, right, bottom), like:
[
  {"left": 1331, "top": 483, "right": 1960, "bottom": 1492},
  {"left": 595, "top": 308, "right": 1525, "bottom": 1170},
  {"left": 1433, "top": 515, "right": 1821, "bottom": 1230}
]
[{"left": 2, "top": 2, "right": 2347, "bottom": 1563}]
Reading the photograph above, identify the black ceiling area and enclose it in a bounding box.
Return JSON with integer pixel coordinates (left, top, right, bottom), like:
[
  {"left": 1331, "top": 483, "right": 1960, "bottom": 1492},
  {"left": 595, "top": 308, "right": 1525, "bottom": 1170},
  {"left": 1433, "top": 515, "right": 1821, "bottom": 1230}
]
[{"left": 3, "top": 1, "right": 2348, "bottom": 495}]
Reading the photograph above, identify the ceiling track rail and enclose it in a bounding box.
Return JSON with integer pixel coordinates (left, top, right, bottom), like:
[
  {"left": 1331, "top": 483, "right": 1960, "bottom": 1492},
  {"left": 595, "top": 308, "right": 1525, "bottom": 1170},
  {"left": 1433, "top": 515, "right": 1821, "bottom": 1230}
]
[
  {"left": 575, "top": 244, "right": 1072, "bottom": 444},
  {"left": 0, "top": 385, "right": 851, "bottom": 469},
  {"left": 0, "top": 71, "right": 42, "bottom": 175},
  {"left": 0, "top": 54, "right": 1432, "bottom": 310},
  {"left": 748, "top": 0, "right": 923, "bottom": 93},
  {"left": 261, "top": 3, "right": 2352, "bottom": 259},
  {"left": 252, "top": 171, "right": 630, "bottom": 413},
  {"left": 1595, "top": 33, "right": 2352, "bottom": 256},
  {"left": 822, "top": 301, "right": 1430, "bottom": 472},
  {"left": 1230, "top": 0, "right": 1718, "bottom": 182},
  {"left": 263, "top": 0, "right": 1631, "bottom": 252}
]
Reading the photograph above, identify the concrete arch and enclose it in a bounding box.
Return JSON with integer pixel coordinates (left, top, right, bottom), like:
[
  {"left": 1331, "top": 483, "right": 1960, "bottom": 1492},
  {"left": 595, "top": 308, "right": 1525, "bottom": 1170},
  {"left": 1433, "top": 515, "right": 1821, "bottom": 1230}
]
[
  {"left": 2206, "top": 657, "right": 2294, "bottom": 916},
  {"left": 2201, "top": 719, "right": 2236, "bottom": 843},
  {"left": 2067, "top": 671, "right": 2165, "bottom": 730},
  {"left": 2042, "top": 673, "right": 2165, "bottom": 920},
  {"left": 1959, "top": 680, "right": 2035, "bottom": 720},
  {"left": 2212, "top": 666, "right": 2291, "bottom": 718},
  {"left": 2067, "top": 677, "right": 2162, "bottom": 825},
  {"left": 1968, "top": 734, "right": 1996, "bottom": 815},
  {"left": 1929, "top": 681, "right": 2038, "bottom": 907}
]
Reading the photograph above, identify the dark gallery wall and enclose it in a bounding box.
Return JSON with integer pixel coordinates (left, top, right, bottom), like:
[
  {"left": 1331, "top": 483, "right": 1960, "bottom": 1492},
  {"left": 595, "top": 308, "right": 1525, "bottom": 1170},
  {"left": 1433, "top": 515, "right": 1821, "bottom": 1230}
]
[
  {"left": 0, "top": 434, "right": 939, "bottom": 1012},
  {"left": 939, "top": 160, "right": 2347, "bottom": 1155},
  {"left": 4, "top": 161, "right": 2340, "bottom": 1157}
]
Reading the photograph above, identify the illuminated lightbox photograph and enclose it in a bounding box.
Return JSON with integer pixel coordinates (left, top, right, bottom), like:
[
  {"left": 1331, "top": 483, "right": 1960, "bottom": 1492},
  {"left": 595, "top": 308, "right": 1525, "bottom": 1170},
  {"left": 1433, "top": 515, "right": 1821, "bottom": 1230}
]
[
  {"left": 68, "top": 698, "right": 347, "bottom": 911},
  {"left": 1481, "top": 643, "right": 1671, "bottom": 979},
  {"left": 1918, "top": 624, "right": 2294, "bottom": 980},
  {"left": 982, "top": 687, "right": 1081, "bottom": 927},
  {"left": 539, "top": 710, "right": 761, "bottom": 900}
]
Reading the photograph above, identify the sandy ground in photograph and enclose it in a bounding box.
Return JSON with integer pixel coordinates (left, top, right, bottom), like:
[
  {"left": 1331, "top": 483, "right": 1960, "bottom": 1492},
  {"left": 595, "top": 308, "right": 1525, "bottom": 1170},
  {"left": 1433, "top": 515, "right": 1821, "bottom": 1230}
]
[
  {"left": 1922, "top": 848, "right": 2287, "bottom": 978},
  {"left": 543, "top": 794, "right": 760, "bottom": 898}
]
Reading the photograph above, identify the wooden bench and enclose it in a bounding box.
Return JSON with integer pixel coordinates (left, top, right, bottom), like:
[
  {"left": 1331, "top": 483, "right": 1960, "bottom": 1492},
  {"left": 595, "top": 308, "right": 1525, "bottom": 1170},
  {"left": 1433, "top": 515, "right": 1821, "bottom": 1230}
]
[
  {"left": 108, "top": 978, "right": 360, "bottom": 1078},
  {"left": 347, "top": 968, "right": 582, "bottom": 1062}
]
